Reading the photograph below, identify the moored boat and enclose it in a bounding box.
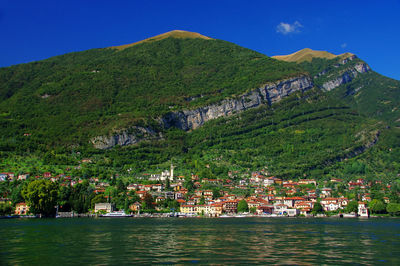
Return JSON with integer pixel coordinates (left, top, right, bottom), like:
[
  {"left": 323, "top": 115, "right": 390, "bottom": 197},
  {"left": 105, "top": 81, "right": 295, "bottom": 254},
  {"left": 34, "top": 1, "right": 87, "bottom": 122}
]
[{"left": 100, "top": 211, "right": 133, "bottom": 217}]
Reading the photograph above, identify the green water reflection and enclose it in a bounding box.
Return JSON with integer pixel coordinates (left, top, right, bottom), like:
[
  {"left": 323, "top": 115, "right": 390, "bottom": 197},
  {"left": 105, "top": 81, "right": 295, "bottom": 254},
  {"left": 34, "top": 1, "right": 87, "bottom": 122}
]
[{"left": 1, "top": 218, "right": 399, "bottom": 264}]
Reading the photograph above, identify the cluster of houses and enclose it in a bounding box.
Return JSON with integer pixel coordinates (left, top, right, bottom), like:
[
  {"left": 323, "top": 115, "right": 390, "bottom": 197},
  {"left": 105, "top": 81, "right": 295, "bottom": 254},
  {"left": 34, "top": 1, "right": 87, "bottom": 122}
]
[
  {"left": 0, "top": 171, "right": 90, "bottom": 186},
  {"left": 0, "top": 168, "right": 392, "bottom": 217},
  {"left": 94, "top": 171, "right": 374, "bottom": 217}
]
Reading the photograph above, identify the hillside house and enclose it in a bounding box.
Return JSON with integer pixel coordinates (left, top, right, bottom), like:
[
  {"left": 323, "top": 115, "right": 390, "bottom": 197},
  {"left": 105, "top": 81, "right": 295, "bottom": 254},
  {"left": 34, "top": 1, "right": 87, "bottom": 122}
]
[
  {"left": 94, "top": 203, "right": 115, "bottom": 213},
  {"left": 263, "top": 177, "right": 276, "bottom": 187},
  {"left": 0, "top": 174, "right": 7, "bottom": 182},
  {"left": 320, "top": 188, "right": 332, "bottom": 197},
  {"left": 127, "top": 184, "right": 138, "bottom": 191},
  {"left": 43, "top": 172, "right": 52, "bottom": 178},
  {"left": 129, "top": 202, "right": 141, "bottom": 212},
  {"left": 17, "top": 174, "right": 29, "bottom": 181},
  {"left": 223, "top": 200, "right": 238, "bottom": 213},
  {"left": 15, "top": 202, "right": 29, "bottom": 215},
  {"left": 358, "top": 202, "right": 369, "bottom": 217},
  {"left": 298, "top": 179, "right": 317, "bottom": 186}
]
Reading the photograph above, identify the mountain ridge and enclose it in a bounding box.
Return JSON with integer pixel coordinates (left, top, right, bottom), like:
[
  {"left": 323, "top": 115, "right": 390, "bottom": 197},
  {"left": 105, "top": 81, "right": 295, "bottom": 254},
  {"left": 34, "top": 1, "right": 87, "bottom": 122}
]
[
  {"left": 109, "top": 30, "right": 212, "bottom": 50},
  {"left": 0, "top": 32, "right": 399, "bottom": 180},
  {"left": 272, "top": 48, "right": 354, "bottom": 63}
]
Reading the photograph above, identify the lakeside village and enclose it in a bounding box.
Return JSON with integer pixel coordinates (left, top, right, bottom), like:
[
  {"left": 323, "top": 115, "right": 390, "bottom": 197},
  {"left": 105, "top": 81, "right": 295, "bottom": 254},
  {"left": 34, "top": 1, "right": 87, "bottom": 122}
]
[{"left": 1, "top": 163, "right": 400, "bottom": 218}]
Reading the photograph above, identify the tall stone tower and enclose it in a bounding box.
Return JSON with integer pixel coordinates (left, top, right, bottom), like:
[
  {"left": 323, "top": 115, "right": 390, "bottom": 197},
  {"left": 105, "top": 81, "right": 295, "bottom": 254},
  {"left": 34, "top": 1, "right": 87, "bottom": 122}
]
[{"left": 170, "top": 163, "right": 174, "bottom": 181}]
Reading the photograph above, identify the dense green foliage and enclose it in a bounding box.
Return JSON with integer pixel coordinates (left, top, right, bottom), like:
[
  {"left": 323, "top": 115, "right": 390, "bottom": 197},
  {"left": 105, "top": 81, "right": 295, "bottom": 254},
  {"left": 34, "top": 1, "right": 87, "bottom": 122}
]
[
  {"left": 386, "top": 203, "right": 400, "bottom": 216},
  {"left": 91, "top": 87, "right": 395, "bottom": 180},
  {"left": 312, "top": 202, "right": 324, "bottom": 214},
  {"left": 346, "top": 200, "right": 358, "bottom": 213},
  {"left": 369, "top": 199, "right": 386, "bottom": 214},
  {"left": 333, "top": 71, "right": 400, "bottom": 126},
  {"left": 1, "top": 86, "right": 399, "bottom": 181},
  {"left": 22, "top": 179, "right": 58, "bottom": 216},
  {"left": 300, "top": 57, "right": 400, "bottom": 125},
  {"left": 0, "top": 35, "right": 399, "bottom": 183},
  {"left": 237, "top": 199, "right": 249, "bottom": 213},
  {"left": 0, "top": 202, "right": 13, "bottom": 215},
  {"left": 0, "top": 37, "right": 302, "bottom": 147}
]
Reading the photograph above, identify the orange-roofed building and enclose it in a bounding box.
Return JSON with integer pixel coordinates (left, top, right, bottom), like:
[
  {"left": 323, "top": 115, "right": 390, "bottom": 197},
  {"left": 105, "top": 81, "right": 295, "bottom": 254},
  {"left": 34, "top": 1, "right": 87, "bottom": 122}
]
[{"left": 15, "top": 202, "right": 29, "bottom": 215}]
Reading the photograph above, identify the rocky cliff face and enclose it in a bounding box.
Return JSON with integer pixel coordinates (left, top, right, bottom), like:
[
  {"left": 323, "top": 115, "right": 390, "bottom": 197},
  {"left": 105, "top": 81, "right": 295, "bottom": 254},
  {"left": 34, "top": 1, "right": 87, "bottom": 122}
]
[
  {"left": 324, "top": 130, "right": 380, "bottom": 165},
  {"left": 90, "top": 126, "right": 161, "bottom": 149},
  {"left": 91, "top": 75, "right": 313, "bottom": 148},
  {"left": 160, "top": 76, "right": 313, "bottom": 131},
  {"left": 321, "top": 61, "right": 370, "bottom": 91},
  {"left": 90, "top": 56, "right": 371, "bottom": 149}
]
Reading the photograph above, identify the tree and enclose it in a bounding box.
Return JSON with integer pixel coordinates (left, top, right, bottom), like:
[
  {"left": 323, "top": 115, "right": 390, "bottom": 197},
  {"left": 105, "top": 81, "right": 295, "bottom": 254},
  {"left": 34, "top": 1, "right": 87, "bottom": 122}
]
[
  {"left": 346, "top": 200, "right": 359, "bottom": 213},
  {"left": 128, "top": 190, "right": 140, "bottom": 203},
  {"left": 199, "top": 196, "right": 205, "bottom": 205},
  {"left": 237, "top": 199, "right": 249, "bottom": 213},
  {"left": 388, "top": 190, "right": 400, "bottom": 203},
  {"left": 116, "top": 179, "right": 126, "bottom": 193},
  {"left": 142, "top": 193, "right": 154, "bottom": 210},
  {"left": 10, "top": 183, "right": 25, "bottom": 205},
  {"left": 184, "top": 178, "right": 195, "bottom": 193},
  {"left": 369, "top": 199, "right": 386, "bottom": 214},
  {"left": 167, "top": 199, "right": 180, "bottom": 212},
  {"left": 105, "top": 186, "right": 117, "bottom": 202},
  {"left": 124, "top": 198, "right": 130, "bottom": 214},
  {"left": 312, "top": 202, "right": 324, "bottom": 214},
  {"left": 58, "top": 185, "right": 72, "bottom": 212},
  {"left": 91, "top": 194, "right": 105, "bottom": 209},
  {"left": 22, "top": 180, "right": 58, "bottom": 216},
  {"left": 0, "top": 203, "right": 13, "bottom": 216},
  {"left": 212, "top": 187, "right": 221, "bottom": 199},
  {"left": 386, "top": 203, "right": 400, "bottom": 216},
  {"left": 69, "top": 181, "right": 94, "bottom": 213}
]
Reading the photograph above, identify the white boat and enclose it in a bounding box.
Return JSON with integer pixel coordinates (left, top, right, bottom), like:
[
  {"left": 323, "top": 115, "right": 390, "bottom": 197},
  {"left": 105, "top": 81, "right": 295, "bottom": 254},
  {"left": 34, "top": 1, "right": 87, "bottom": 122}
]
[
  {"left": 100, "top": 210, "right": 133, "bottom": 217},
  {"left": 341, "top": 213, "right": 357, "bottom": 218}
]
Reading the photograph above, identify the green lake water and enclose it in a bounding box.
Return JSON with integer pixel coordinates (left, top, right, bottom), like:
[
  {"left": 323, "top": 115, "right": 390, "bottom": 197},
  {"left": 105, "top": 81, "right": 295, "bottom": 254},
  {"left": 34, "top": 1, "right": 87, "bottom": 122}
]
[{"left": 1, "top": 217, "right": 399, "bottom": 265}]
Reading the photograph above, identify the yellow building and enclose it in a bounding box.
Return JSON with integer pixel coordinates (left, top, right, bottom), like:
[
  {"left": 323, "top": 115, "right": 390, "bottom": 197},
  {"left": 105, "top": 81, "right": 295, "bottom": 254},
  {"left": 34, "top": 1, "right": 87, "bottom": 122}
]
[
  {"left": 210, "top": 203, "right": 223, "bottom": 217},
  {"left": 181, "top": 204, "right": 223, "bottom": 217},
  {"left": 15, "top": 202, "right": 29, "bottom": 215}
]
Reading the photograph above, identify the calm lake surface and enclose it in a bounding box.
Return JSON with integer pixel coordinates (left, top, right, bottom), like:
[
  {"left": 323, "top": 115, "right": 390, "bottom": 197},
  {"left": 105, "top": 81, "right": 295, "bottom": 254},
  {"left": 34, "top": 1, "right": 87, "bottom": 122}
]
[{"left": 1, "top": 217, "right": 399, "bottom": 265}]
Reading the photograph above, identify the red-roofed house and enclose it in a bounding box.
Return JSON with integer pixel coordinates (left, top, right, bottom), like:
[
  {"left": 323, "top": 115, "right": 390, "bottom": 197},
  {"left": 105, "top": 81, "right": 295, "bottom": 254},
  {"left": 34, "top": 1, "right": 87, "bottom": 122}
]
[
  {"left": 15, "top": 202, "right": 29, "bottom": 215},
  {"left": 43, "top": 172, "right": 52, "bottom": 178}
]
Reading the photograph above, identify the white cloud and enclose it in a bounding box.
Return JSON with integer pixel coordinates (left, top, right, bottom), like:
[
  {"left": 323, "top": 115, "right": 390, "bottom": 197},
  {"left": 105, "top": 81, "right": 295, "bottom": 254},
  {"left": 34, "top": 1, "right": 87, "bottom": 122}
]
[
  {"left": 276, "top": 21, "right": 303, "bottom": 35},
  {"left": 341, "top": 43, "right": 347, "bottom": 48}
]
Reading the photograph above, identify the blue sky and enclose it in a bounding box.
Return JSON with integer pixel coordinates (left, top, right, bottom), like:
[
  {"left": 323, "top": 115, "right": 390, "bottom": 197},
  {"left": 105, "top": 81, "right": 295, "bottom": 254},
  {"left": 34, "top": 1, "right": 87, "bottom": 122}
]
[{"left": 1, "top": 0, "right": 400, "bottom": 80}]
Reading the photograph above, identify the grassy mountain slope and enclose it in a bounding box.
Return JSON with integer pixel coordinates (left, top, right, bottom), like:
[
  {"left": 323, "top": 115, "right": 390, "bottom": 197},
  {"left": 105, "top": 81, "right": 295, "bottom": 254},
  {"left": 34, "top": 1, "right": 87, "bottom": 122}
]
[
  {"left": 272, "top": 48, "right": 353, "bottom": 63},
  {"left": 298, "top": 56, "right": 400, "bottom": 125},
  {"left": 2, "top": 87, "right": 396, "bottom": 181},
  {"left": 0, "top": 33, "right": 399, "bottom": 181},
  {"left": 110, "top": 30, "right": 212, "bottom": 50},
  {"left": 0, "top": 32, "right": 303, "bottom": 147}
]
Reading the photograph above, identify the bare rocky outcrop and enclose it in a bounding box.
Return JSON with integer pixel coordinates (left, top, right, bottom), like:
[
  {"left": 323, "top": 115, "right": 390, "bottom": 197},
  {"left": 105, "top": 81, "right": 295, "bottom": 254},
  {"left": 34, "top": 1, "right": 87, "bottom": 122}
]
[
  {"left": 160, "top": 76, "right": 313, "bottom": 131},
  {"left": 91, "top": 75, "right": 313, "bottom": 148},
  {"left": 324, "top": 130, "right": 380, "bottom": 166},
  {"left": 90, "top": 126, "right": 161, "bottom": 149},
  {"left": 339, "top": 54, "right": 357, "bottom": 65},
  {"left": 322, "top": 63, "right": 370, "bottom": 91},
  {"left": 89, "top": 56, "right": 371, "bottom": 149}
]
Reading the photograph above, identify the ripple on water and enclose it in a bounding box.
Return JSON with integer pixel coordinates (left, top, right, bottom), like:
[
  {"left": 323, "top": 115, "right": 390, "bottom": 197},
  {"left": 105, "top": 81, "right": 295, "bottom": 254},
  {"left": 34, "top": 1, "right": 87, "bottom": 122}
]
[{"left": 1, "top": 217, "right": 400, "bottom": 264}]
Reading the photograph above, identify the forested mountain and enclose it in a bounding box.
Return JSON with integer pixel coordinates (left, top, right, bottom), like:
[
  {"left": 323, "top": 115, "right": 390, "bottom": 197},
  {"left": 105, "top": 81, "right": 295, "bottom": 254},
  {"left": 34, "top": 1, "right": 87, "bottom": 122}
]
[{"left": 0, "top": 30, "right": 399, "bottom": 181}]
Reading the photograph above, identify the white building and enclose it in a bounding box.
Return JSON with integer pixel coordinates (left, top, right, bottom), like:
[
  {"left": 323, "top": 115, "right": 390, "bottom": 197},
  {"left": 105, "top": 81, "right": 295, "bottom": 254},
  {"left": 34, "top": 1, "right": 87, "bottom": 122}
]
[
  {"left": 95, "top": 203, "right": 115, "bottom": 213},
  {"left": 358, "top": 202, "right": 369, "bottom": 217},
  {"left": 150, "top": 163, "right": 174, "bottom": 182}
]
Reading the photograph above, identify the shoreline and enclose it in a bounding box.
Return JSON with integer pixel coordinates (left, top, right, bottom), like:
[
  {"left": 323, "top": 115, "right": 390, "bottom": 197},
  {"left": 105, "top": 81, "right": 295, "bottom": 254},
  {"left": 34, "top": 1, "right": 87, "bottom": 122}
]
[{"left": 1, "top": 214, "right": 395, "bottom": 219}]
